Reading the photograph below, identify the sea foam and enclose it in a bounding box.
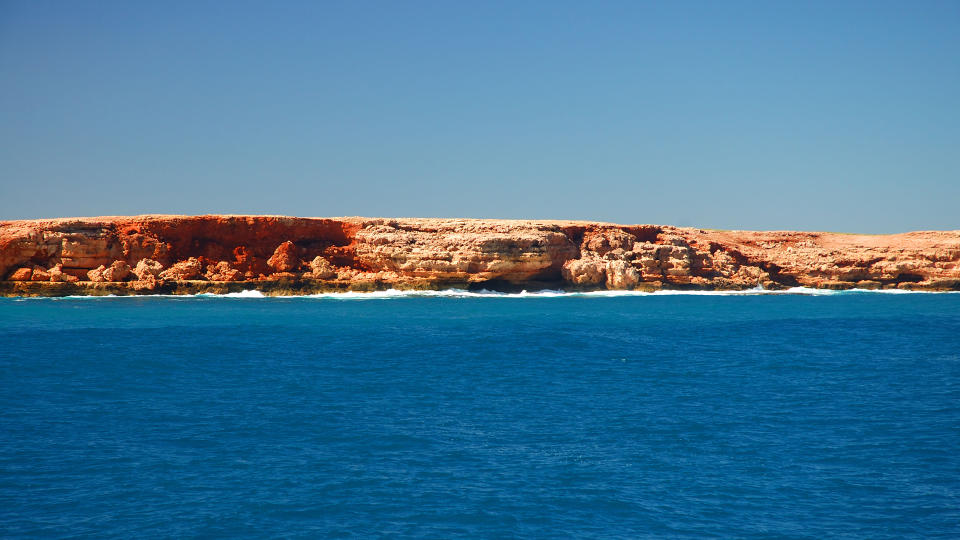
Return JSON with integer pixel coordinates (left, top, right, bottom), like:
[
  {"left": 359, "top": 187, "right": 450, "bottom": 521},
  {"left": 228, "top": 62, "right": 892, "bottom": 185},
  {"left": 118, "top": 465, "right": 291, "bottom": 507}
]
[{"left": 6, "top": 286, "right": 957, "bottom": 301}]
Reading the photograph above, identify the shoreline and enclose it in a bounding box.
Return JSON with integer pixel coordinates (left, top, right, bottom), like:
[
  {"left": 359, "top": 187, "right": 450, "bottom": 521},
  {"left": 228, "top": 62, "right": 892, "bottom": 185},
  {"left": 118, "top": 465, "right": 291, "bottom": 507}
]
[
  {"left": 3, "top": 215, "right": 959, "bottom": 297},
  {"left": 3, "top": 277, "right": 958, "bottom": 298}
]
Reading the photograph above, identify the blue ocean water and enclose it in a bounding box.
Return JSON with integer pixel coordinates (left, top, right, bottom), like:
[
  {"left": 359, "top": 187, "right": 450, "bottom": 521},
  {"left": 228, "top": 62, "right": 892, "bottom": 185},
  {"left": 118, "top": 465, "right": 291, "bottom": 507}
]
[{"left": 1, "top": 291, "right": 959, "bottom": 538}]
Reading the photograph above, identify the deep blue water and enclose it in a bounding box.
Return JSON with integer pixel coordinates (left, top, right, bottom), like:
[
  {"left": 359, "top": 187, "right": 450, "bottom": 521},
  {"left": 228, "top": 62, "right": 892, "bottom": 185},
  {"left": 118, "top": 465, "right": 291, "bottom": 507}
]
[{"left": 1, "top": 291, "right": 959, "bottom": 538}]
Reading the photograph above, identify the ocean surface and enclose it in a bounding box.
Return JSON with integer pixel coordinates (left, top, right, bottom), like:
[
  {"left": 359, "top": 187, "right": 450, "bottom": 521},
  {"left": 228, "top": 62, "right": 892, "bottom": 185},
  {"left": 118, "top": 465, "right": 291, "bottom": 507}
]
[{"left": 1, "top": 289, "right": 958, "bottom": 538}]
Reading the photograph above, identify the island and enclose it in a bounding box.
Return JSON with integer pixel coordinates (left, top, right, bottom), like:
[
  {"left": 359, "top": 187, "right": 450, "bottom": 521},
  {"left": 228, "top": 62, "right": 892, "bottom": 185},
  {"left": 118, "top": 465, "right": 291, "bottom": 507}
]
[{"left": 1, "top": 215, "right": 958, "bottom": 296}]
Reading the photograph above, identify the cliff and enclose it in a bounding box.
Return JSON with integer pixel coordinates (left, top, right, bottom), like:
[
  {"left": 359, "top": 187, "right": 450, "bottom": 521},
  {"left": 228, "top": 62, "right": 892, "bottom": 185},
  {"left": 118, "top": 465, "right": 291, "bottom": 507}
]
[{"left": 1, "top": 215, "right": 959, "bottom": 296}]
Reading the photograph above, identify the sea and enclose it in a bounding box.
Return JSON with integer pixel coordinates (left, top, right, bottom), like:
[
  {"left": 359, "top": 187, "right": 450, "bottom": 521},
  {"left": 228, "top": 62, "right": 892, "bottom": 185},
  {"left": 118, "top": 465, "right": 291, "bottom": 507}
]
[{"left": 1, "top": 289, "right": 958, "bottom": 538}]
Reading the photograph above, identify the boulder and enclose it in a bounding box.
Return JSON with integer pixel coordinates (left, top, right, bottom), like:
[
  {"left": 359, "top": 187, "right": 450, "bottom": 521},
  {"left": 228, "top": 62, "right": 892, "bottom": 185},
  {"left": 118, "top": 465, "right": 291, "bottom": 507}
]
[
  {"left": 267, "top": 241, "right": 300, "bottom": 272},
  {"left": 561, "top": 258, "right": 606, "bottom": 285},
  {"left": 9, "top": 267, "right": 33, "bottom": 281},
  {"left": 31, "top": 268, "right": 51, "bottom": 281},
  {"left": 308, "top": 256, "right": 336, "bottom": 279},
  {"left": 131, "top": 274, "right": 161, "bottom": 291},
  {"left": 159, "top": 257, "right": 203, "bottom": 280},
  {"left": 87, "top": 265, "right": 108, "bottom": 282},
  {"left": 102, "top": 260, "right": 131, "bottom": 282},
  {"left": 206, "top": 261, "right": 243, "bottom": 282},
  {"left": 605, "top": 260, "right": 640, "bottom": 289},
  {"left": 48, "top": 264, "right": 78, "bottom": 282},
  {"left": 133, "top": 259, "right": 164, "bottom": 280}
]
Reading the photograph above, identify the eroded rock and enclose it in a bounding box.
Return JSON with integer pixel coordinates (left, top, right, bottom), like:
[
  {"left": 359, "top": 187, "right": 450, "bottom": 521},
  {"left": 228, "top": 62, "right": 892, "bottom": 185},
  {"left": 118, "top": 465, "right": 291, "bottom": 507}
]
[
  {"left": 87, "top": 265, "right": 107, "bottom": 282},
  {"left": 267, "top": 241, "right": 300, "bottom": 272},
  {"left": 561, "top": 258, "right": 606, "bottom": 285},
  {"left": 1, "top": 216, "right": 959, "bottom": 293},
  {"left": 160, "top": 258, "right": 202, "bottom": 280},
  {"left": 48, "top": 264, "right": 78, "bottom": 283},
  {"left": 605, "top": 260, "right": 640, "bottom": 289},
  {"left": 205, "top": 261, "right": 243, "bottom": 282},
  {"left": 31, "top": 268, "right": 51, "bottom": 281},
  {"left": 9, "top": 267, "right": 33, "bottom": 281},
  {"left": 103, "top": 260, "right": 131, "bottom": 282},
  {"left": 308, "top": 256, "right": 336, "bottom": 279},
  {"left": 133, "top": 259, "right": 163, "bottom": 280}
]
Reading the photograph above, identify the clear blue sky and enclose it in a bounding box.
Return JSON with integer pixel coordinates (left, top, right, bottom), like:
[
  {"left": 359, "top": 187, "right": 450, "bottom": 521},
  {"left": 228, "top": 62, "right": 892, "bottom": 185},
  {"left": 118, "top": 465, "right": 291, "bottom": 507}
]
[{"left": 1, "top": 1, "right": 958, "bottom": 232}]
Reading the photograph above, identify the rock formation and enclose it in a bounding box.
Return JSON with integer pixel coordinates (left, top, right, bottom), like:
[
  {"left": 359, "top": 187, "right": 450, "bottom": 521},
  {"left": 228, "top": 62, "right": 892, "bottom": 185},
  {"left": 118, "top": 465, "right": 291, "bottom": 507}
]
[
  {"left": 132, "top": 259, "right": 163, "bottom": 280},
  {"left": 159, "top": 257, "right": 202, "bottom": 281},
  {"left": 9, "top": 267, "right": 33, "bottom": 282},
  {"left": 267, "top": 241, "right": 300, "bottom": 272},
  {"left": 1, "top": 215, "right": 958, "bottom": 296},
  {"left": 87, "top": 260, "right": 131, "bottom": 282},
  {"left": 205, "top": 261, "right": 243, "bottom": 282},
  {"left": 307, "top": 256, "right": 336, "bottom": 280}
]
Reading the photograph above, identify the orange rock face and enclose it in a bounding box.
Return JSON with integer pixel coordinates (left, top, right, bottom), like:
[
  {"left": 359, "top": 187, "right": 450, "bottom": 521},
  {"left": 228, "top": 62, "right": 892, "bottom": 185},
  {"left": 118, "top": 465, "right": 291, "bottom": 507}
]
[
  {"left": 1, "top": 215, "right": 959, "bottom": 294},
  {"left": 205, "top": 261, "right": 243, "bottom": 282},
  {"left": 9, "top": 267, "right": 32, "bottom": 281},
  {"left": 159, "top": 257, "right": 202, "bottom": 281},
  {"left": 267, "top": 241, "right": 300, "bottom": 272}
]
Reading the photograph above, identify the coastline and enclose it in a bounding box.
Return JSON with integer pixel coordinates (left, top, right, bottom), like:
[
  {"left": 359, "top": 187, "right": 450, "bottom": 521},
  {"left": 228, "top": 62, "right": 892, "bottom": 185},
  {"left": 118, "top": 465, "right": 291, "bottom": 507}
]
[
  {"left": 2, "top": 215, "right": 959, "bottom": 297},
  {"left": 3, "top": 279, "right": 958, "bottom": 299}
]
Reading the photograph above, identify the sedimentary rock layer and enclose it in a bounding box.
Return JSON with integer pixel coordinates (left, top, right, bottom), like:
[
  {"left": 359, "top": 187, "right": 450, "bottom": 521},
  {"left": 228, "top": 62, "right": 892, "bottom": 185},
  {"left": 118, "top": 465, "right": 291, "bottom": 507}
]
[{"left": 1, "top": 215, "right": 958, "bottom": 296}]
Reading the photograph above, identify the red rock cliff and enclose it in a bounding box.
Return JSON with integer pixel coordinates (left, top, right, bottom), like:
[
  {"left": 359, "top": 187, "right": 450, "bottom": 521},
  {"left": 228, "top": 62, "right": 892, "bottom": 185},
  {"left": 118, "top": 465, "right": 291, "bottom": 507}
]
[{"left": 1, "top": 215, "right": 959, "bottom": 295}]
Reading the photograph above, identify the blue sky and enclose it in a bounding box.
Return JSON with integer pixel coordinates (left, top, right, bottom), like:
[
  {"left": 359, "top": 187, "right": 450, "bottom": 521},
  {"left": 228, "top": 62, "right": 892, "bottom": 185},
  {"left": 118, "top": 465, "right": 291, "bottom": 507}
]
[{"left": 1, "top": 1, "right": 958, "bottom": 232}]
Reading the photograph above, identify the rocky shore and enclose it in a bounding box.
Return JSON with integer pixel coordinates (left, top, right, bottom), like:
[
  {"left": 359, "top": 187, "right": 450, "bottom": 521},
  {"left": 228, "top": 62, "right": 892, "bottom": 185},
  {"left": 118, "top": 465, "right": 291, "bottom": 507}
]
[{"left": 1, "top": 215, "right": 959, "bottom": 296}]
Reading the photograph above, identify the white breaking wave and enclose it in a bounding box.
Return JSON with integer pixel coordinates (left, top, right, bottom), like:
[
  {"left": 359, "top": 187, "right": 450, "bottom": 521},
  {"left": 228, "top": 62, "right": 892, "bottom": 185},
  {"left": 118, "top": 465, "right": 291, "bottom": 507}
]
[
  {"left": 301, "top": 289, "right": 570, "bottom": 299},
  {"left": 150, "top": 286, "right": 960, "bottom": 299},
  {"left": 7, "top": 286, "right": 958, "bottom": 300},
  {"left": 196, "top": 290, "right": 266, "bottom": 298}
]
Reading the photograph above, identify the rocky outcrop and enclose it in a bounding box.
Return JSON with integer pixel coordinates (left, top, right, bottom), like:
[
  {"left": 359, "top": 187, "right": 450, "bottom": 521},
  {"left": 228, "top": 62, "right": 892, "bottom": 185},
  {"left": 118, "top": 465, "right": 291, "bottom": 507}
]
[
  {"left": 132, "top": 259, "right": 163, "bottom": 280},
  {"left": 307, "top": 256, "right": 336, "bottom": 279},
  {"left": 9, "top": 267, "right": 32, "bottom": 281},
  {"left": 205, "top": 261, "right": 243, "bottom": 282},
  {"left": 48, "top": 264, "right": 77, "bottom": 283},
  {"left": 267, "top": 241, "right": 300, "bottom": 272},
  {"left": 159, "top": 257, "right": 202, "bottom": 281},
  {"left": 1, "top": 215, "right": 958, "bottom": 295},
  {"left": 87, "top": 260, "right": 131, "bottom": 282},
  {"left": 352, "top": 219, "right": 578, "bottom": 283},
  {"left": 30, "top": 268, "right": 50, "bottom": 281}
]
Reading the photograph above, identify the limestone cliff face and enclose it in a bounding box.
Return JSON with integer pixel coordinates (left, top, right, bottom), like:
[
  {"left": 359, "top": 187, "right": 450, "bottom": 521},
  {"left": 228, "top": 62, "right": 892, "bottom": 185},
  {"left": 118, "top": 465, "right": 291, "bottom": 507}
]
[
  {"left": 352, "top": 219, "right": 579, "bottom": 282},
  {"left": 1, "top": 215, "right": 958, "bottom": 295}
]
